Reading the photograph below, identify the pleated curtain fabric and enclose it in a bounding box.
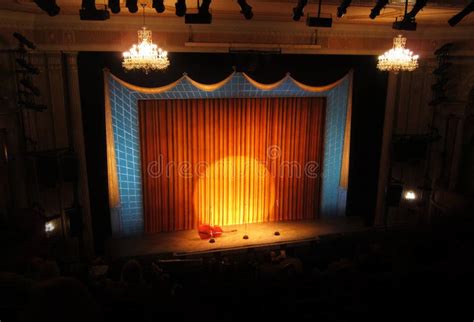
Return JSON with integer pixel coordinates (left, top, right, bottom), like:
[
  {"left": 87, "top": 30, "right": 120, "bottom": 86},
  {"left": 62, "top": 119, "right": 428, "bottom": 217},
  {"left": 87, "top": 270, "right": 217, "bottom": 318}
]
[{"left": 139, "top": 97, "right": 325, "bottom": 233}]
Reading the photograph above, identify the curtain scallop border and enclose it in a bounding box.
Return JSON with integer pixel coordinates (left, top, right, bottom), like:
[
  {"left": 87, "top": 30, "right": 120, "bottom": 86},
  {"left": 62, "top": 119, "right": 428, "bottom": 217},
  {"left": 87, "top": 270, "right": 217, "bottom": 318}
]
[{"left": 105, "top": 70, "right": 349, "bottom": 94}]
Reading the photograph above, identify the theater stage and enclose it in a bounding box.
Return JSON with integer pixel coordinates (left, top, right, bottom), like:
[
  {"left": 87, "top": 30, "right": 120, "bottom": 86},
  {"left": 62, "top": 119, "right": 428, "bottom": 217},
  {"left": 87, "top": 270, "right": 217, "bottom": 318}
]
[{"left": 106, "top": 216, "right": 368, "bottom": 259}]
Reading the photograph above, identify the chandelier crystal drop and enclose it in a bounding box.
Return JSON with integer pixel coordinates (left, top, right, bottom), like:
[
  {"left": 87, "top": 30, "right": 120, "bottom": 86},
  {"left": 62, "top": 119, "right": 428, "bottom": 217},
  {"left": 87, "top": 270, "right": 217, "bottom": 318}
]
[
  {"left": 377, "top": 35, "right": 419, "bottom": 73},
  {"left": 122, "top": 4, "right": 170, "bottom": 73}
]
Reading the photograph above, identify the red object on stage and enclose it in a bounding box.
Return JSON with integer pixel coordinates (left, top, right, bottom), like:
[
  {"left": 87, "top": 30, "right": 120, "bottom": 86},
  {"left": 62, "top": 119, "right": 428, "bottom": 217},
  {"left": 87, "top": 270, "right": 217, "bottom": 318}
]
[{"left": 198, "top": 224, "right": 224, "bottom": 239}]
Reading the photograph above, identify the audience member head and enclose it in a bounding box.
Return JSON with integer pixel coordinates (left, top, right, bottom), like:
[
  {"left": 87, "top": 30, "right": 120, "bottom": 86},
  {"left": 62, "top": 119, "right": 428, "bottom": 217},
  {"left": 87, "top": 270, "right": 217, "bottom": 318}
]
[
  {"left": 37, "top": 260, "right": 60, "bottom": 280},
  {"left": 120, "top": 259, "right": 143, "bottom": 285}
]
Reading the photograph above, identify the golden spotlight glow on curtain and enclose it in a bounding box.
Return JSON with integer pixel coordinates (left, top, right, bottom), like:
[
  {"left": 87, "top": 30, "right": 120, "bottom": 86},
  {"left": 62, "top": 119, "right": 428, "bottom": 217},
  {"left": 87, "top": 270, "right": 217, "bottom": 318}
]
[{"left": 139, "top": 98, "right": 325, "bottom": 233}]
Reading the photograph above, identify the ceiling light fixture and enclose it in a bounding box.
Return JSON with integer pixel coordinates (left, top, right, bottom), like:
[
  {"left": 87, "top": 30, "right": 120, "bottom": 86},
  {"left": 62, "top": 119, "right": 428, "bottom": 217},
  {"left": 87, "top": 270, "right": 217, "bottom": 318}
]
[
  {"left": 33, "top": 0, "right": 60, "bottom": 16},
  {"left": 369, "top": 0, "right": 389, "bottom": 19},
  {"left": 108, "top": 0, "right": 120, "bottom": 14},
  {"left": 403, "top": 190, "right": 417, "bottom": 200},
  {"left": 175, "top": 0, "right": 186, "bottom": 16},
  {"left": 16, "top": 58, "right": 40, "bottom": 75},
  {"left": 337, "top": 0, "right": 352, "bottom": 18},
  {"left": 307, "top": 0, "right": 332, "bottom": 28},
  {"left": 293, "top": 0, "right": 308, "bottom": 21},
  {"left": 122, "top": 3, "right": 170, "bottom": 73},
  {"left": 448, "top": 0, "right": 474, "bottom": 27},
  {"left": 237, "top": 0, "right": 253, "bottom": 20},
  {"left": 45, "top": 222, "right": 55, "bottom": 233},
  {"left": 393, "top": 0, "right": 418, "bottom": 30},
  {"left": 377, "top": 35, "right": 419, "bottom": 73},
  {"left": 13, "top": 32, "right": 37, "bottom": 50},
  {"left": 406, "top": 0, "right": 428, "bottom": 19},
  {"left": 126, "top": 0, "right": 139, "bottom": 13},
  {"left": 185, "top": 0, "right": 212, "bottom": 24},
  {"left": 80, "top": 0, "right": 110, "bottom": 20},
  {"left": 200, "top": 0, "right": 211, "bottom": 13},
  {"left": 152, "top": 0, "right": 165, "bottom": 13}
]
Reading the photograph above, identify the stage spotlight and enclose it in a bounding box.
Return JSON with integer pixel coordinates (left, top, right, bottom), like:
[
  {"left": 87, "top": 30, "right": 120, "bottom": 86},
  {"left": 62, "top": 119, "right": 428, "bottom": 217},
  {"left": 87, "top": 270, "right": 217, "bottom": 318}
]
[
  {"left": 16, "top": 58, "right": 40, "bottom": 75},
  {"left": 175, "top": 0, "right": 186, "bottom": 16},
  {"left": 293, "top": 0, "right": 308, "bottom": 21},
  {"left": 33, "top": 0, "right": 60, "bottom": 16},
  {"left": 126, "top": 0, "right": 138, "bottom": 13},
  {"left": 185, "top": 0, "right": 212, "bottom": 24},
  {"left": 108, "top": 0, "right": 120, "bottom": 14},
  {"left": 434, "top": 43, "right": 453, "bottom": 57},
  {"left": 199, "top": 0, "right": 211, "bottom": 15},
  {"left": 306, "top": 0, "right": 332, "bottom": 28},
  {"left": 82, "top": 0, "right": 95, "bottom": 10},
  {"left": 80, "top": 0, "right": 110, "bottom": 20},
  {"left": 18, "top": 101, "right": 47, "bottom": 112},
  {"left": 406, "top": 0, "right": 427, "bottom": 19},
  {"left": 392, "top": 16, "right": 417, "bottom": 30},
  {"left": 392, "top": 0, "right": 421, "bottom": 31},
  {"left": 433, "top": 62, "right": 451, "bottom": 75},
  {"left": 13, "top": 32, "right": 36, "bottom": 50},
  {"left": 431, "top": 78, "right": 448, "bottom": 91},
  {"left": 16, "top": 47, "right": 28, "bottom": 55},
  {"left": 369, "top": 0, "right": 389, "bottom": 19},
  {"left": 237, "top": 0, "right": 253, "bottom": 20},
  {"left": 152, "top": 0, "right": 165, "bottom": 13},
  {"left": 448, "top": 0, "right": 474, "bottom": 27},
  {"left": 20, "top": 79, "right": 41, "bottom": 96},
  {"left": 337, "top": 0, "right": 352, "bottom": 18}
]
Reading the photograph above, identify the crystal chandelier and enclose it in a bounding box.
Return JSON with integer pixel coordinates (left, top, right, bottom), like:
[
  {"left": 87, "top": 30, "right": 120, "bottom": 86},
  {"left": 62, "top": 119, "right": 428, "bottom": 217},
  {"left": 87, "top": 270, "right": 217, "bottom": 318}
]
[
  {"left": 122, "top": 4, "right": 169, "bottom": 73},
  {"left": 377, "top": 35, "right": 419, "bottom": 73}
]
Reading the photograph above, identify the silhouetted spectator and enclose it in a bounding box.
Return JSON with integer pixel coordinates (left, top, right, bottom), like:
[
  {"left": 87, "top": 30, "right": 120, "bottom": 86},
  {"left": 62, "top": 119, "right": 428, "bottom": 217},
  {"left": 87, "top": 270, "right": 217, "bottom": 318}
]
[
  {"left": 120, "top": 259, "right": 143, "bottom": 286},
  {"left": 22, "top": 277, "right": 101, "bottom": 322},
  {"left": 0, "top": 272, "right": 33, "bottom": 322}
]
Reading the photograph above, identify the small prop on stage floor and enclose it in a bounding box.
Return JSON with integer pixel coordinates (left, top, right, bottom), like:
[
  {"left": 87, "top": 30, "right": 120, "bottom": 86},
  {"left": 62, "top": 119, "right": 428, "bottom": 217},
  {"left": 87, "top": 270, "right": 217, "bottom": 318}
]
[
  {"left": 198, "top": 224, "right": 223, "bottom": 239},
  {"left": 243, "top": 219, "right": 249, "bottom": 239},
  {"left": 198, "top": 224, "right": 237, "bottom": 243}
]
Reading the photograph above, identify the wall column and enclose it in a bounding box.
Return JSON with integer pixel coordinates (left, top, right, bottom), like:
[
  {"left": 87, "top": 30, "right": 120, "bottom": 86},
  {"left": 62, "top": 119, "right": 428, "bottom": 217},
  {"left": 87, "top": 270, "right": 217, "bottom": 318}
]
[
  {"left": 64, "top": 52, "right": 94, "bottom": 257},
  {"left": 374, "top": 73, "right": 399, "bottom": 226}
]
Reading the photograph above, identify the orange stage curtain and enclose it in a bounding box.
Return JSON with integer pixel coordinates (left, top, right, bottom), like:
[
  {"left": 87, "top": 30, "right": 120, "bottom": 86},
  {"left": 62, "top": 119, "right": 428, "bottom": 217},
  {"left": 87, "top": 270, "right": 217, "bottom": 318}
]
[{"left": 139, "top": 98, "right": 326, "bottom": 233}]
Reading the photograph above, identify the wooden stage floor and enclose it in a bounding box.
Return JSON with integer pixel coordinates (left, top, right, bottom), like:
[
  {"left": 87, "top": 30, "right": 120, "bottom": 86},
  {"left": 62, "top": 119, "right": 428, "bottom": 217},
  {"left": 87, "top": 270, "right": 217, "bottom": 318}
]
[{"left": 106, "top": 216, "right": 368, "bottom": 259}]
